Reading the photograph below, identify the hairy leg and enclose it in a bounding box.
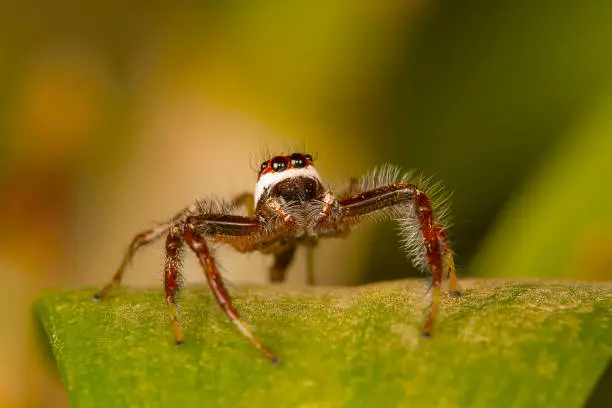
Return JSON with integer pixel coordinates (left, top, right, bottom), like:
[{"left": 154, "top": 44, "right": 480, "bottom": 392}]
[
  {"left": 440, "top": 230, "right": 460, "bottom": 296},
  {"left": 412, "top": 189, "right": 444, "bottom": 337},
  {"left": 183, "top": 221, "right": 277, "bottom": 363},
  {"left": 306, "top": 247, "right": 315, "bottom": 285},
  {"left": 93, "top": 203, "right": 198, "bottom": 301},
  {"left": 92, "top": 226, "right": 167, "bottom": 301},
  {"left": 269, "top": 244, "right": 296, "bottom": 282},
  {"left": 329, "top": 184, "right": 459, "bottom": 337},
  {"left": 164, "top": 228, "right": 185, "bottom": 344}
]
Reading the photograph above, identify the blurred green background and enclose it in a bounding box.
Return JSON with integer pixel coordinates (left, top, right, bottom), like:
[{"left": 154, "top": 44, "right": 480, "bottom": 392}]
[{"left": 1, "top": 1, "right": 611, "bottom": 406}]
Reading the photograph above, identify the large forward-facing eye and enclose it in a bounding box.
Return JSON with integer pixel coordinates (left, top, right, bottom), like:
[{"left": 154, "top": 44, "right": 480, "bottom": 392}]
[
  {"left": 290, "top": 153, "right": 307, "bottom": 168},
  {"left": 271, "top": 156, "right": 287, "bottom": 172}
]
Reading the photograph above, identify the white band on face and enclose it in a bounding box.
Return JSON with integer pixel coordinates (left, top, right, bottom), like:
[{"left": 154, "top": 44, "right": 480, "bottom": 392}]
[{"left": 254, "top": 166, "right": 323, "bottom": 208}]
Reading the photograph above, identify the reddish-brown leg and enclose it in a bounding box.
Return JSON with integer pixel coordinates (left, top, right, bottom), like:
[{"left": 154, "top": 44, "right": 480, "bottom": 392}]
[
  {"left": 412, "top": 189, "right": 445, "bottom": 337},
  {"left": 183, "top": 225, "right": 277, "bottom": 363},
  {"left": 93, "top": 203, "right": 198, "bottom": 301},
  {"left": 93, "top": 227, "right": 167, "bottom": 301},
  {"left": 270, "top": 244, "right": 296, "bottom": 282},
  {"left": 335, "top": 183, "right": 458, "bottom": 337},
  {"left": 164, "top": 228, "right": 185, "bottom": 344},
  {"left": 306, "top": 246, "right": 315, "bottom": 285},
  {"left": 440, "top": 230, "right": 461, "bottom": 297}
]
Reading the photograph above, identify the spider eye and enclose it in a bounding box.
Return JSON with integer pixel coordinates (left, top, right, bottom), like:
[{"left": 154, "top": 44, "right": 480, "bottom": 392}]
[
  {"left": 271, "top": 156, "right": 287, "bottom": 172},
  {"left": 290, "top": 153, "right": 307, "bottom": 168},
  {"left": 305, "top": 154, "right": 313, "bottom": 163},
  {"left": 260, "top": 161, "right": 268, "bottom": 171}
]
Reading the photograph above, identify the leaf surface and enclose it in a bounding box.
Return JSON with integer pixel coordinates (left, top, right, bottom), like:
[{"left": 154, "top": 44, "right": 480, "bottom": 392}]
[{"left": 35, "top": 279, "right": 612, "bottom": 408}]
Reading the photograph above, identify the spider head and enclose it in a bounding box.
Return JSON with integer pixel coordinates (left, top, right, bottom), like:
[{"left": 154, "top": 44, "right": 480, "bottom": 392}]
[{"left": 254, "top": 153, "right": 323, "bottom": 207}]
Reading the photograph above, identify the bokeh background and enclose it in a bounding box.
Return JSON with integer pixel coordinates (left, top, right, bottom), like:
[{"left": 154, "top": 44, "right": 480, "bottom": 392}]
[{"left": 1, "top": 1, "right": 612, "bottom": 406}]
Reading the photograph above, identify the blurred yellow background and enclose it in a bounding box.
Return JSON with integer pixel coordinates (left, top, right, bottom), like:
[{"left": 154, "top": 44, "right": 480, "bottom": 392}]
[{"left": 1, "top": 1, "right": 611, "bottom": 406}]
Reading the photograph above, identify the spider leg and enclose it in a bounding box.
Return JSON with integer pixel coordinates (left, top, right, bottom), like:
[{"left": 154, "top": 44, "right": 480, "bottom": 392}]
[
  {"left": 440, "top": 229, "right": 461, "bottom": 296},
  {"left": 92, "top": 228, "right": 165, "bottom": 301},
  {"left": 306, "top": 246, "right": 315, "bottom": 285},
  {"left": 164, "top": 228, "right": 185, "bottom": 344},
  {"left": 93, "top": 203, "right": 198, "bottom": 301},
  {"left": 270, "top": 244, "right": 297, "bottom": 282},
  {"left": 329, "top": 184, "right": 459, "bottom": 337},
  {"left": 183, "top": 214, "right": 278, "bottom": 363}
]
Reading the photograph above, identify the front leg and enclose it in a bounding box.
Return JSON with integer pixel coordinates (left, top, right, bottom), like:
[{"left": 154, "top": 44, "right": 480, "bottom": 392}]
[
  {"left": 183, "top": 214, "right": 279, "bottom": 363},
  {"left": 320, "top": 184, "right": 460, "bottom": 337}
]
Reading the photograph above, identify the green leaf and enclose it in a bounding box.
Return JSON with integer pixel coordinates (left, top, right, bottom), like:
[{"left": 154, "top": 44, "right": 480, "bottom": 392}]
[{"left": 35, "top": 279, "right": 611, "bottom": 408}]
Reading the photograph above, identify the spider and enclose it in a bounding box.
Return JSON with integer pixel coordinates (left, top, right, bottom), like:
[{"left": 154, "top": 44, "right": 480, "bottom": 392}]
[{"left": 93, "top": 152, "right": 460, "bottom": 363}]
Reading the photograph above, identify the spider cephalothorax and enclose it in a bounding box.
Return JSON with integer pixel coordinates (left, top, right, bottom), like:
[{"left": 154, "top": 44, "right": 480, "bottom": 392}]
[{"left": 94, "top": 152, "right": 460, "bottom": 363}]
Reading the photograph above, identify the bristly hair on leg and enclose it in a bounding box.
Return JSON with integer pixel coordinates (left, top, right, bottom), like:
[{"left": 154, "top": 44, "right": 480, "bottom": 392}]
[
  {"left": 398, "top": 171, "right": 453, "bottom": 275},
  {"left": 193, "top": 198, "right": 238, "bottom": 216},
  {"left": 338, "top": 164, "right": 412, "bottom": 200},
  {"left": 339, "top": 164, "right": 454, "bottom": 276},
  {"left": 340, "top": 164, "right": 453, "bottom": 227}
]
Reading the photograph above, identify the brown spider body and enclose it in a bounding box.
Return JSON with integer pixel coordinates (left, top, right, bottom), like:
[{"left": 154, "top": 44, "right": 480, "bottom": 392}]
[{"left": 94, "top": 152, "right": 460, "bottom": 363}]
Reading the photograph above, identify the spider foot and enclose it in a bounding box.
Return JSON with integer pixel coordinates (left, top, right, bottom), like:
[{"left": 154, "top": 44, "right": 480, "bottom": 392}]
[
  {"left": 169, "top": 316, "right": 185, "bottom": 345},
  {"left": 449, "top": 290, "right": 462, "bottom": 298},
  {"left": 92, "top": 281, "right": 118, "bottom": 302}
]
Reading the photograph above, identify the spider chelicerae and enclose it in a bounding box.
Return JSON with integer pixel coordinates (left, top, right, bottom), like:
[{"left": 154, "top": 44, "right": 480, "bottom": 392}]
[{"left": 93, "top": 152, "right": 460, "bottom": 363}]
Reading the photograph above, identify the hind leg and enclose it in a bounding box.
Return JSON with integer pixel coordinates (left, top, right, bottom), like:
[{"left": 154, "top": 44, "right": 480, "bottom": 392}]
[
  {"left": 270, "top": 245, "right": 297, "bottom": 282},
  {"left": 93, "top": 203, "right": 198, "bottom": 301}
]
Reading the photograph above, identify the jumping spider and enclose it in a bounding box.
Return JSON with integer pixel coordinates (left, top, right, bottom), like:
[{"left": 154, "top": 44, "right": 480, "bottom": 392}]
[{"left": 93, "top": 152, "right": 460, "bottom": 363}]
